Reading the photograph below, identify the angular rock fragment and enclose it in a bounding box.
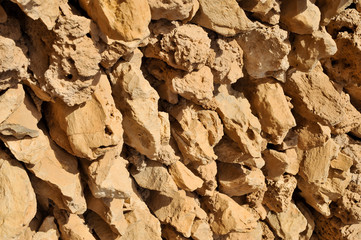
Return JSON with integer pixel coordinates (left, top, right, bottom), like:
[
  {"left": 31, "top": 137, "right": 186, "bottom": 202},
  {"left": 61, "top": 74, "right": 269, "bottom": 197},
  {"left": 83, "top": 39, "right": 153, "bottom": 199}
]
[
  {"left": 296, "top": 117, "right": 331, "bottom": 150},
  {"left": 316, "top": 0, "right": 353, "bottom": 25},
  {"left": 169, "top": 161, "right": 204, "bottom": 192},
  {"left": 280, "top": 0, "right": 321, "bottom": 34},
  {"left": 239, "top": 0, "right": 281, "bottom": 25},
  {"left": 45, "top": 74, "right": 123, "bottom": 160},
  {"left": 85, "top": 211, "right": 120, "bottom": 240},
  {"left": 237, "top": 23, "right": 291, "bottom": 81},
  {"left": 32, "top": 216, "right": 60, "bottom": 240},
  {"left": 191, "top": 219, "right": 213, "bottom": 240},
  {"left": 250, "top": 79, "right": 296, "bottom": 144},
  {"left": 79, "top": 0, "right": 151, "bottom": 41},
  {"left": 189, "top": 161, "right": 218, "bottom": 196},
  {"left": 334, "top": 183, "right": 361, "bottom": 224},
  {"left": 217, "top": 162, "right": 266, "bottom": 197},
  {"left": 0, "top": 151, "right": 37, "bottom": 240},
  {"left": 263, "top": 149, "right": 297, "bottom": 180},
  {"left": 110, "top": 49, "right": 177, "bottom": 165},
  {"left": 148, "top": 0, "right": 199, "bottom": 21},
  {"left": 162, "top": 225, "right": 188, "bottom": 240},
  {"left": 144, "top": 21, "right": 212, "bottom": 72},
  {"left": 192, "top": 0, "right": 254, "bottom": 36}
]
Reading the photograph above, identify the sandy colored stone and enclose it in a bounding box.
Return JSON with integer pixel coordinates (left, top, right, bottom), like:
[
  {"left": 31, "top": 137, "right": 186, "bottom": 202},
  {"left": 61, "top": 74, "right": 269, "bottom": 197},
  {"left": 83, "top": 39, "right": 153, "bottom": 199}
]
[
  {"left": 79, "top": 0, "right": 150, "bottom": 41},
  {"left": 219, "top": 222, "right": 263, "bottom": 240},
  {"left": 218, "top": 162, "right": 266, "bottom": 197},
  {"left": 191, "top": 219, "right": 213, "bottom": 240},
  {"left": 131, "top": 159, "right": 178, "bottom": 193},
  {"left": 45, "top": 74, "right": 123, "bottom": 160},
  {"left": 192, "top": 0, "right": 254, "bottom": 36},
  {"left": 54, "top": 208, "right": 96, "bottom": 240},
  {"left": 0, "top": 151, "right": 37, "bottom": 240},
  {"left": 204, "top": 192, "right": 258, "bottom": 235},
  {"left": 284, "top": 62, "right": 361, "bottom": 134},
  {"left": 25, "top": 7, "right": 101, "bottom": 106},
  {"left": 85, "top": 211, "right": 120, "bottom": 240},
  {"left": 162, "top": 225, "right": 188, "bottom": 240},
  {"left": 214, "top": 85, "right": 264, "bottom": 158},
  {"left": 33, "top": 216, "right": 60, "bottom": 240},
  {"left": 237, "top": 23, "right": 290, "bottom": 81},
  {"left": 148, "top": 0, "right": 199, "bottom": 21},
  {"left": 214, "top": 135, "right": 265, "bottom": 168},
  {"left": 208, "top": 37, "right": 244, "bottom": 84},
  {"left": 148, "top": 190, "right": 199, "bottom": 237},
  {"left": 289, "top": 28, "right": 337, "bottom": 72},
  {"left": 266, "top": 202, "right": 308, "bottom": 240},
  {"left": 263, "top": 149, "right": 290, "bottom": 180},
  {"left": 250, "top": 79, "right": 296, "bottom": 144},
  {"left": 189, "top": 161, "right": 218, "bottom": 196},
  {"left": 83, "top": 149, "right": 132, "bottom": 199},
  {"left": 296, "top": 117, "right": 331, "bottom": 150},
  {"left": 280, "top": 0, "right": 321, "bottom": 34},
  {"left": 110, "top": 49, "right": 177, "bottom": 165},
  {"left": 264, "top": 175, "right": 298, "bottom": 212},
  {"left": 334, "top": 183, "right": 361, "bottom": 224},
  {"left": 239, "top": 0, "right": 281, "bottom": 25},
  {"left": 144, "top": 21, "right": 212, "bottom": 72},
  {"left": 316, "top": 0, "right": 353, "bottom": 25},
  {"left": 169, "top": 161, "right": 204, "bottom": 192},
  {"left": 0, "top": 35, "right": 28, "bottom": 90},
  {"left": 169, "top": 100, "right": 222, "bottom": 164},
  {"left": 331, "top": 152, "right": 353, "bottom": 172}
]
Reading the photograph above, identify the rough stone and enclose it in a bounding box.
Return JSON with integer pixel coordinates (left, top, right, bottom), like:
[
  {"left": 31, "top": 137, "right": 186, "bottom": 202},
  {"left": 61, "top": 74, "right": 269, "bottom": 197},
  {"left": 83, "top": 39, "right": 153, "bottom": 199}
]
[
  {"left": 191, "top": 219, "right": 213, "bottom": 240},
  {"left": 217, "top": 162, "right": 266, "bottom": 197},
  {"left": 85, "top": 211, "right": 120, "bottom": 240},
  {"left": 263, "top": 149, "right": 290, "bottom": 180},
  {"left": 32, "top": 216, "right": 60, "bottom": 240},
  {"left": 169, "top": 161, "right": 204, "bottom": 192},
  {"left": 316, "top": 0, "right": 353, "bottom": 25},
  {"left": 239, "top": 0, "right": 281, "bottom": 25},
  {"left": 79, "top": 0, "right": 151, "bottom": 41},
  {"left": 296, "top": 117, "right": 331, "bottom": 150},
  {"left": 148, "top": 0, "right": 199, "bottom": 21},
  {"left": 189, "top": 161, "right": 218, "bottom": 196}
]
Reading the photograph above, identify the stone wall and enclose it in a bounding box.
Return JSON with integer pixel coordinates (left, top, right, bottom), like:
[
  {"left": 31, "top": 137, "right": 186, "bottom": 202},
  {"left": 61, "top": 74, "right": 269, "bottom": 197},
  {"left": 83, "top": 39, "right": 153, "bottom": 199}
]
[{"left": 0, "top": 0, "right": 361, "bottom": 239}]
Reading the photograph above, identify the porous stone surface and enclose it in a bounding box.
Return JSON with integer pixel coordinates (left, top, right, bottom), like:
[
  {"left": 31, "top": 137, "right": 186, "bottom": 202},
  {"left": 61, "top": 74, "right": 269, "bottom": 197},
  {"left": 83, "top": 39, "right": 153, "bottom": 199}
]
[{"left": 0, "top": 1, "right": 360, "bottom": 239}]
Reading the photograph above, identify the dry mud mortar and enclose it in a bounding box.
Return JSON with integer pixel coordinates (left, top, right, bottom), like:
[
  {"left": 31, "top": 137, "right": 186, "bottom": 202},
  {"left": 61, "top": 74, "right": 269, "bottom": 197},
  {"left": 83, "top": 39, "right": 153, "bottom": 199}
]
[{"left": 0, "top": 0, "right": 361, "bottom": 239}]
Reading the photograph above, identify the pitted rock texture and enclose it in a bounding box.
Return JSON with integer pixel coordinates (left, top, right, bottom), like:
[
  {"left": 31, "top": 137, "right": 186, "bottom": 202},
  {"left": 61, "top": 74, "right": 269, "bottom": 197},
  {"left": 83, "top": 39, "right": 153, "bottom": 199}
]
[{"left": 0, "top": 0, "right": 361, "bottom": 240}]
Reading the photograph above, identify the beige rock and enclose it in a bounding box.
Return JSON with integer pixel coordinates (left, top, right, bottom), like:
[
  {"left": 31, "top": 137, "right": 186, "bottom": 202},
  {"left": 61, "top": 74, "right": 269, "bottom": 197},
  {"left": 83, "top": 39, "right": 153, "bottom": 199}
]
[
  {"left": 263, "top": 175, "right": 298, "bottom": 212},
  {"left": 110, "top": 49, "right": 177, "bottom": 165},
  {"left": 204, "top": 192, "right": 258, "bottom": 235},
  {"left": 192, "top": 0, "right": 254, "bottom": 36},
  {"left": 208, "top": 37, "right": 244, "bottom": 84},
  {"left": 0, "top": 151, "right": 37, "bottom": 240},
  {"left": 250, "top": 79, "right": 296, "bottom": 144},
  {"left": 280, "top": 0, "right": 321, "bottom": 34},
  {"left": 218, "top": 162, "right": 266, "bottom": 197},
  {"left": 169, "top": 100, "right": 222, "bottom": 164},
  {"left": 237, "top": 23, "right": 290, "bottom": 81},
  {"left": 162, "top": 225, "right": 188, "bottom": 240},
  {"left": 79, "top": 0, "right": 151, "bottom": 41},
  {"left": 266, "top": 202, "right": 308, "bottom": 240},
  {"left": 83, "top": 150, "right": 133, "bottom": 199},
  {"left": 85, "top": 211, "right": 120, "bottom": 240},
  {"left": 54, "top": 208, "right": 96, "bottom": 240},
  {"left": 147, "top": 190, "right": 199, "bottom": 237},
  {"left": 169, "top": 161, "right": 204, "bottom": 192},
  {"left": 316, "top": 0, "right": 353, "bottom": 25},
  {"left": 289, "top": 28, "right": 337, "bottom": 71},
  {"left": 214, "top": 135, "right": 265, "bottom": 168},
  {"left": 0, "top": 5, "right": 7, "bottom": 23},
  {"left": 334, "top": 184, "right": 361, "bottom": 224},
  {"left": 296, "top": 117, "right": 331, "bottom": 150},
  {"left": 189, "top": 161, "right": 218, "bottom": 196},
  {"left": 331, "top": 152, "right": 353, "bottom": 172},
  {"left": 0, "top": 35, "right": 28, "bottom": 90},
  {"left": 131, "top": 159, "right": 178, "bottom": 193},
  {"left": 144, "top": 21, "right": 212, "bottom": 72},
  {"left": 148, "top": 0, "right": 199, "bottom": 21},
  {"left": 25, "top": 9, "right": 101, "bottom": 106},
  {"left": 284, "top": 62, "right": 361, "bottom": 134},
  {"left": 239, "top": 0, "right": 281, "bottom": 25},
  {"left": 220, "top": 222, "right": 263, "bottom": 240},
  {"left": 285, "top": 148, "right": 301, "bottom": 175},
  {"left": 263, "top": 149, "right": 290, "bottom": 180},
  {"left": 191, "top": 220, "right": 213, "bottom": 240},
  {"left": 296, "top": 201, "right": 315, "bottom": 240},
  {"left": 45, "top": 74, "right": 123, "bottom": 160},
  {"left": 214, "top": 85, "right": 264, "bottom": 158},
  {"left": 33, "top": 216, "right": 60, "bottom": 240}
]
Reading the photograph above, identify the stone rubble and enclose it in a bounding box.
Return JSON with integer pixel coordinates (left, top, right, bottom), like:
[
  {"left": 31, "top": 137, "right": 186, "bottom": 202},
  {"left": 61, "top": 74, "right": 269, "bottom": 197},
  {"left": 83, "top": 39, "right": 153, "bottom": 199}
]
[{"left": 0, "top": 0, "right": 360, "bottom": 239}]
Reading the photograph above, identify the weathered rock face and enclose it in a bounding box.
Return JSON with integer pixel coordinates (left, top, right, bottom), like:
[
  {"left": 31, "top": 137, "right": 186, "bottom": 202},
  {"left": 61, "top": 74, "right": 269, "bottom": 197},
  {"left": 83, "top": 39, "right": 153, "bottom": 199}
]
[{"left": 1, "top": 0, "right": 361, "bottom": 239}]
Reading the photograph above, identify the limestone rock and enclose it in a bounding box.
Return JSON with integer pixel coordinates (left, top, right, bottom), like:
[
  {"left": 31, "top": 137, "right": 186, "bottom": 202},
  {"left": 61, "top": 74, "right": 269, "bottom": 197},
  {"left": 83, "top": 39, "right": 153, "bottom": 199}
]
[
  {"left": 148, "top": 190, "right": 199, "bottom": 237},
  {"left": 144, "top": 21, "right": 212, "bottom": 72},
  {"left": 169, "top": 100, "right": 222, "bottom": 164},
  {"left": 79, "top": 0, "right": 151, "bottom": 41},
  {"left": 296, "top": 117, "right": 331, "bottom": 150},
  {"left": 263, "top": 175, "right": 298, "bottom": 212},
  {"left": 45, "top": 74, "right": 123, "bottom": 160},
  {"left": 289, "top": 28, "right": 337, "bottom": 72},
  {"left": 189, "top": 161, "right": 218, "bottom": 196},
  {"left": 33, "top": 216, "right": 60, "bottom": 240},
  {"left": 169, "top": 161, "right": 204, "bottom": 192},
  {"left": 83, "top": 150, "right": 133, "bottom": 199},
  {"left": 237, "top": 23, "right": 291, "bottom": 81},
  {"left": 0, "top": 35, "right": 28, "bottom": 90},
  {"left": 330, "top": 152, "right": 353, "bottom": 172},
  {"left": 263, "top": 149, "right": 298, "bottom": 180},
  {"left": 0, "top": 151, "right": 37, "bottom": 240},
  {"left": 203, "top": 192, "right": 258, "bottom": 235},
  {"left": 250, "top": 79, "right": 296, "bottom": 144},
  {"left": 214, "top": 85, "right": 264, "bottom": 158},
  {"left": 217, "top": 162, "right": 266, "bottom": 197},
  {"left": 131, "top": 159, "right": 178, "bottom": 193},
  {"left": 316, "top": 0, "right": 353, "bottom": 25},
  {"left": 334, "top": 185, "right": 361, "bottom": 224},
  {"left": 284, "top": 62, "right": 361, "bottom": 134},
  {"left": 162, "top": 225, "right": 188, "bottom": 240},
  {"left": 266, "top": 202, "right": 308, "bottom": 240},
  {"left": 208, "top": 37, "right": 244, "bottom": 85},
  {"left": 148, "top": 0, "right": 199, "bottom": 21},
  {"left": 192, "top": 0, "right": 254, "bottom": 36},
  {"left": 191, "top": 219, "right": 213, "bottom": 240},
  {"left": 25, "top": 8, "right": 101, "bottom": 106},
  {"left": 239, "top": 0, "right": 281, "bottom": 25},
  {"left": 280, "top": 0, "right": 321, "bottom": 34},
  {"left": 85, "top": 211, "right": 120, "bottom": 240},
  {"left": 110, "top": 49, "right": 177, "bottom": 165}
]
